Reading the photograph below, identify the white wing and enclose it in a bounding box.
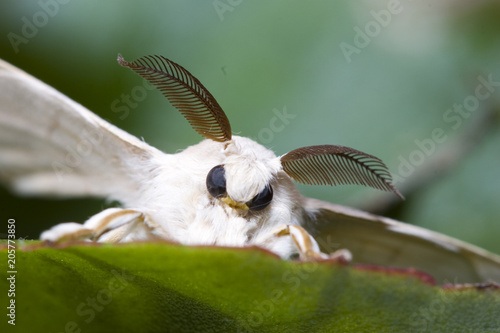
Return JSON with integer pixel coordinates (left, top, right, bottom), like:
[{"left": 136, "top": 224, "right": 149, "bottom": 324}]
[
  {"left": 0, "top": 58, "right": 160, "bottom": 201},
  {"left": 304, "top": 198, "right": 500, "bottom": 284}
]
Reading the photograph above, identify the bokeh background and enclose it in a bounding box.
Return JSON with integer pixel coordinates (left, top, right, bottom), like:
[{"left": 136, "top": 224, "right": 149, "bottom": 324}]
[{"left": 0, "top": 1, "right": 499, "bottom": 254}]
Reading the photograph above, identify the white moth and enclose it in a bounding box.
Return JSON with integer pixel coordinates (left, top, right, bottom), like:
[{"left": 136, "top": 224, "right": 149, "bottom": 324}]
[{"left": 1, "top": 55, "right": 499, "bottom": 282}]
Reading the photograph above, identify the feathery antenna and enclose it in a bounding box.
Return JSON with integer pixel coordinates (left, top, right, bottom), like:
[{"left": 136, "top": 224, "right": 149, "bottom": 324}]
[
  {"left": 281, "top": 145, "right": 404, "bottom": 199},
  {"left": 118, "top": 54, "right": 232, "bottom": 142}
]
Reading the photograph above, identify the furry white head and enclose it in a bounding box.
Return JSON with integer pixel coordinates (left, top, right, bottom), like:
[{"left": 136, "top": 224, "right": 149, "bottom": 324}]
[{"left": 126, "top": 136, "right": 304, "bottom": 258}]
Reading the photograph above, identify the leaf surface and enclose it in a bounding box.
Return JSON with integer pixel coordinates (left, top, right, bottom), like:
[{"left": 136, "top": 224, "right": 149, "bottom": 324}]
[{"left": 2, "top": 242, "right": 499, "bottom": 333}]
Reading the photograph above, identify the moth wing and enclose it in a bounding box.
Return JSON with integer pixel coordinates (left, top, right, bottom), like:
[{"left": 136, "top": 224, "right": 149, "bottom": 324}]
[
  {"left": 303, "top": 197, "right": 500, "bottom": 284},
  {"left": 0, "top": 58, "right": 159, "bottom": 201}
]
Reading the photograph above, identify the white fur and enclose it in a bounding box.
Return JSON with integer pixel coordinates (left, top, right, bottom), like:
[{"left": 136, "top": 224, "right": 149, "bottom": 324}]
[{"left": 121, "top": 137, "right": 307, "bottom": 258}]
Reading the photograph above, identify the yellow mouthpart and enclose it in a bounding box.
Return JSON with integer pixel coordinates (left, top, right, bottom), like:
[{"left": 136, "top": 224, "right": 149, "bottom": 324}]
[{"left": 221, "top": 196, "right": 249, "bottom": 211}]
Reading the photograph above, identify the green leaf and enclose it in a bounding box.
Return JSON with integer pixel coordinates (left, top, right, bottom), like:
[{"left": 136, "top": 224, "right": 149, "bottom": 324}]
[{"left": 2, "top": 241, "right": 500, "bottom": 333}]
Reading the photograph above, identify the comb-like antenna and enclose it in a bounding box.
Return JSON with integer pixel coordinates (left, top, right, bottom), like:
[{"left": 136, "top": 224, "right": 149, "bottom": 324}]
[
  {"left": 118, "top": 54, "right": 231, "bottom": 142},
  {"left": 281, "top": 145, "right": 404, "bottom": 199}
]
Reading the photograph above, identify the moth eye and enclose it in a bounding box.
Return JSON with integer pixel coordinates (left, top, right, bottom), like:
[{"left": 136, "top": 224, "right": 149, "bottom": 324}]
[
  {"left": 248, "top": 185, "right": 273, "bottom": 211},
  {"left": 206, "top": 165, "right": 227, "bottom": 198}
]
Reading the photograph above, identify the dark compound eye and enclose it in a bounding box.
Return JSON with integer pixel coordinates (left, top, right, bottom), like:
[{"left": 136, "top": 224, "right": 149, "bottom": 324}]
[
  {"left": 247, "top": 185, "right": 273, "bottom": 211},
  {"left": 206, "top": 165, "right": 227, "bottom": 198}
]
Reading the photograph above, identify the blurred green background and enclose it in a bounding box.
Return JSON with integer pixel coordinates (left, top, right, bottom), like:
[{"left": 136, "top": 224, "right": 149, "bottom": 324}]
[{"left": 0, "top": 1, "right": 499, "bottom": 254}]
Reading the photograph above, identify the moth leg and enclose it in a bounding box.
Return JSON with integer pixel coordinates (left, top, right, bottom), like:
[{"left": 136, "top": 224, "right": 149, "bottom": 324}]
[
  {"left": 40, "top": 208, "right": 150, "bottom": 243},
  {"left": 274, "top": 225, "right": 352, "bottom": 262}
]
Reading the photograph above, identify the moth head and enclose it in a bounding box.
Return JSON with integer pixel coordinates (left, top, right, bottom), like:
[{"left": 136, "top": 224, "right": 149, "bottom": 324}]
[
  {"left": 118, "top": 53, "right": 404, "bottom": 212},
  {"left": 206, "top": 164, "right": 274, "bottom": 212},
  {"left": 206, "top": 136, "right": 281, "bottom": 213}
]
